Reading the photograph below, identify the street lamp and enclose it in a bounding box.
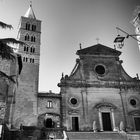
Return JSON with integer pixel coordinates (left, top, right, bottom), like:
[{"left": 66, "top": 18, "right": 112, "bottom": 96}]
[
  {"left": 114, "top": 27, "right": 140, "bottom": 49},
  {"left": 114, "top": 35, "right": 125, "bottom": 49}
]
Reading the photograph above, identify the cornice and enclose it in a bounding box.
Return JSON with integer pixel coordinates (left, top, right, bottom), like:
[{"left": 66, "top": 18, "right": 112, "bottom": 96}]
[{"left": 58, "top": 80, "right": 140, "bottom": 89}]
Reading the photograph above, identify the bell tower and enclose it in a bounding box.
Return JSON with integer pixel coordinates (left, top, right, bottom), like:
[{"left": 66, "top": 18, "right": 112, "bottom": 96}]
[{"left": 13, "top": 3, "right": 41, "bottom": 127}]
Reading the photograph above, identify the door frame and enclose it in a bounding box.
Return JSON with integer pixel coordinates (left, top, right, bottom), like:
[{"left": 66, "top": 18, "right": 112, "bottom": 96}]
[
  {"left": 71, "top": 116, "right": 79, "bottom": 131},
  {"left": 133, "top": 116, "right": 140, "bottom": 131},
  {"left": 98, "top": 108, "right": 115, "bottom": 131},
  {"left": 101, "top": 112, "right": 112, "bottom": 131}
]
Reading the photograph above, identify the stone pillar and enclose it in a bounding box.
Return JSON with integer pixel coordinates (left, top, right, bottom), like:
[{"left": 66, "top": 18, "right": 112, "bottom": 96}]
[
  {"left": 111, "top": 109, "right": 117, "bottom": 131},
  {"left": 98, "top": 109, "right": 103, "bottom": 131}
]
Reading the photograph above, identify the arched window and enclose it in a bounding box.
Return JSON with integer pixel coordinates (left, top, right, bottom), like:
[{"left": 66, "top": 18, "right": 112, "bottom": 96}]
[
  {"left": 30, "top": 47, "right": 32, "bottom": 53},
  {"left": 26, "top": 22, "right": 30, "bottom": 30},
  {"left": 26, "top": 57, "right": 28, "bottom": 62},
  {"left": 25, "top": 34, "right": 30, "bottom": 41},
  {"left": 24, "top": 46, "right": 26, "bottom": 51},
  {"left": 30, "top": 58, "right": 32, "bottom": 63},
  {"left": 33, "top": 36, "right": 36, "bottom": 42},
  {"left": 26, "top": 47, "right": 29, "bottom": 52},
  {"left": 30, "top": 47, "right": 35, "bottom": 53},
  {"left": 29, "top": 58, "right": 35, "bottom": 63},
  {"left": 32, "top": 25, "right": 36, "bottom": 31},
  {"left": 24, "top": 46, "right": 29, "bottom": 52},
  {"left": 31, "top": 36, "right": 33, "bottom": 42},
  {"left": 32, "top": 48, "right": 35, "bottom": 53},
  {"left": 31, "top": 36, "right": 36, "bottom": 42},
  {"left": 27, "top": 35, "right": 29, "bottom": 41},
  {"left": 25, "top": 36, "right": 27, "bottom": 41}
]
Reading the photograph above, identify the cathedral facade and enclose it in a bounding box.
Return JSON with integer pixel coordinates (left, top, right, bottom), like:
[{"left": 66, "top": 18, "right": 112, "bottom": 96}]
[
  {"left": 58, "top": 44, "right": 140, "bottom": 132},
  {"left": 4, "top": 4, "right": 140, "bottom": 138}
]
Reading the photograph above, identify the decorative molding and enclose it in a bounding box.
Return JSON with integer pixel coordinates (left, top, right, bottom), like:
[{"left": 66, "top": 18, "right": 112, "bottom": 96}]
[
  {"left": 68, "top": 109, "right": 79, "bottom": 115},
  {"left": 38, "top": 112, "right": 61, "bottom": 118},
  {"left": 94, "top": 102, "right": 117, "bottom": 109},
  {"left": 58, "top": 80, "right": 140, "bottom": 90},
  {"left": 128, "top": 110, "right": 140, "bottom": 116}
]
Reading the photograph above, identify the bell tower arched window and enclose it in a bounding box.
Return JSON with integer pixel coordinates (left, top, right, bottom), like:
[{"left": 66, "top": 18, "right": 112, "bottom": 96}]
[
  {"left": 31, "top": 36, "right": 33, "bottom": 42},
  {"left": 33, "top": 36, "right": 36, "bottom": 42},
  {"left": 26, "top": 22, "right": 30, "bottom": 30},
  {"left": 31, "top": 36, "right": 36, "bottom": 42},
  {"left": 30, "top": 46, "right": 35, "bottom": 53},
  {"left": 25, "top": 34, "right": 30, "bottom": 41},
  {"left": 32, "top": 25, "right": 36, "bottom": 31}
]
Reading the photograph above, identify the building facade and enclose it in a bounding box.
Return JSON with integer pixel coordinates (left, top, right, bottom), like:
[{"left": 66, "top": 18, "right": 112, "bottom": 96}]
[
  {"left": 37, "top": 91, "right": 62, "bottom": 129},
  {"left": 6, "top": 5, "right": 140, "bottom": 139},
  {"left": 58, "top": 44, "right": 140, "bottom": 132}
]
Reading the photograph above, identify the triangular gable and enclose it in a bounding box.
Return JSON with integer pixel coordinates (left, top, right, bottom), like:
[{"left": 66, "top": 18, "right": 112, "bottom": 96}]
[{"left": 76, "top": 43, "right": 121, "bottom": 56}]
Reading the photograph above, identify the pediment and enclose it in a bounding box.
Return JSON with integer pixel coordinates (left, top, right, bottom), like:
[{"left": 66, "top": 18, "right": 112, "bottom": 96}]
[{"left": 76, "top": 44, "right": 121, "bottom": 56}]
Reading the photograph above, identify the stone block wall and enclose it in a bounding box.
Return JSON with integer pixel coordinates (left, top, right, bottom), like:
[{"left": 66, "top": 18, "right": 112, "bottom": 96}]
[{"left": 62, "top": 86, "right": 125, "bottom": 131}]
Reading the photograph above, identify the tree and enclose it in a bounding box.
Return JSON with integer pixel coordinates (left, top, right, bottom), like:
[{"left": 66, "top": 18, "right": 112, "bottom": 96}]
[{"left": 0, "top": 21, "right": 25, "bottom": 60}]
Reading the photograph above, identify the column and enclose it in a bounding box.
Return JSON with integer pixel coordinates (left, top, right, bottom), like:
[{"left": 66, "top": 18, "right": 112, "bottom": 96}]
[
  {"left": 98, "top": 109, "right": 103, "bottom": 131},
  {"left": 111, "top": 109, "right": 117, "bottom": 131}
]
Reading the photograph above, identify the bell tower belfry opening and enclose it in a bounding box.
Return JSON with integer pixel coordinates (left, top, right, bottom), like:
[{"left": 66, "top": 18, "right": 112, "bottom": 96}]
[{"left": 13, "top": 3, "right": 41, "bottom": 127}]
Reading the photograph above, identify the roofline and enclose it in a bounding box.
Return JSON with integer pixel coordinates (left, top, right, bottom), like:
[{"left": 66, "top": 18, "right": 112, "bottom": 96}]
[
  {"left": 76, "top": 43, "right": 121, "bottom": 56},
  {"left": 21, "top": 16, "right": 42, "bottom": 22}
]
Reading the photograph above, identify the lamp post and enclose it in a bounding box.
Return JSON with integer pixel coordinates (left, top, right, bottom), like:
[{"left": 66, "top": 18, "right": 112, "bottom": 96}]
[
  {"left": 114, "top": 27, "right": 140, "bottom": 49},
  {"left": 114, "top": 27, "right": 140, "bottom": 131}
]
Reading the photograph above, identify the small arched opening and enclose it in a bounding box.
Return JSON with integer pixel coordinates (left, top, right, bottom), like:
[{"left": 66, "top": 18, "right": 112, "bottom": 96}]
[{"left": 44, "top": 118, "right": 54, "bottom": 128}]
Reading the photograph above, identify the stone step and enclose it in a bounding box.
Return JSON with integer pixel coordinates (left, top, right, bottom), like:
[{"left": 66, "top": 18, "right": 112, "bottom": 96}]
[{"left": 67, "top": 131, "right": 127, "bottom": 140}]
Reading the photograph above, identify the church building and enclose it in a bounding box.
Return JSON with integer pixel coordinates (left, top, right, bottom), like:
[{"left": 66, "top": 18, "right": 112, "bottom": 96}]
[
  {"left": 58, "top": 44, "right": 140, "bottom": 132},
  {"left": 3, "top": 3, "right": 140, "bottom": 140}
]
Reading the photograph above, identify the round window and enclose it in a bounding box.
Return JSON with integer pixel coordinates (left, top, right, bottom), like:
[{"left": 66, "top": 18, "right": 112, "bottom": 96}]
[
  {"left": 70, "top": 98, "right": 78, "bottom": 105},
  {"left": 95, "top": 65, "right": 105, "bottom": 75},
  {"left": 130, "top": 99, "right": 137, "bottom": 107}
]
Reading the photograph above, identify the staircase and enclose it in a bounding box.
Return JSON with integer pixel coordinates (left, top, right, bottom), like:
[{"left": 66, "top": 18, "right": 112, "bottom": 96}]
[{"left": 67, "top": 131, "right": 127, "bottom": 140}]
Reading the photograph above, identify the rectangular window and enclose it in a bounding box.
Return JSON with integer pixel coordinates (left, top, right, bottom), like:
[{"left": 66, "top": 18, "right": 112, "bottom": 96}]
[{"left": 47, "top": 101, "right": 53, "bottom": 108}]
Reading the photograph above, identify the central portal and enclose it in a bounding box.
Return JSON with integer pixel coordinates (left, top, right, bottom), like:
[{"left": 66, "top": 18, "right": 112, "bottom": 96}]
[{"left": 102, "top": 112, "right": 112, "bottom": 131}]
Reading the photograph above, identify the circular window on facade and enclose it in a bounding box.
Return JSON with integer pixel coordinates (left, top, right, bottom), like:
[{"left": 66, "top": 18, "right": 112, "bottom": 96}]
[
  {"left": 69, "top": 97, "right": 79, "bottom": 107},
  {"left": 95, "top": 64, "right": 106, "bottom": 75},
  {"left": 70, "top": 98, "right": 77, "bottom": 105},
  {"left": 130, "top": 99, "right": 137, "bottom": 107}
]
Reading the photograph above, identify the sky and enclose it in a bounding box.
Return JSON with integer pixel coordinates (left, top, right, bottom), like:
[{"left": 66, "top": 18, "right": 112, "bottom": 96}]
[{"left": 0, "top": 0, "right": 140, "bottom": 93}]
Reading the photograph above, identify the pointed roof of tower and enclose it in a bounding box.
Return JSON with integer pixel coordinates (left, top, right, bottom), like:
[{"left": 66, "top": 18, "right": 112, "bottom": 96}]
[{"left": 24, "top": 2, "right": 36, "bottom": 19}]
